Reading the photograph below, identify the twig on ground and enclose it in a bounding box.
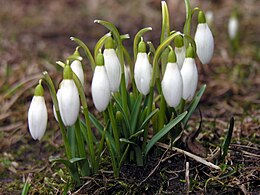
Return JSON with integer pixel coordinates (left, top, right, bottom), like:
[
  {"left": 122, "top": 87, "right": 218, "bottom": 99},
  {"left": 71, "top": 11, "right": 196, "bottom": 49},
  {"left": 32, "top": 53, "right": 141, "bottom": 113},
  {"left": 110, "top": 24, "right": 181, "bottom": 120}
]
[
  {"left": 185, "top": 162, "right": 190, "bottom": 195},
  {"left": 157, "top": 142, "right": 221, "bottom": 170}
]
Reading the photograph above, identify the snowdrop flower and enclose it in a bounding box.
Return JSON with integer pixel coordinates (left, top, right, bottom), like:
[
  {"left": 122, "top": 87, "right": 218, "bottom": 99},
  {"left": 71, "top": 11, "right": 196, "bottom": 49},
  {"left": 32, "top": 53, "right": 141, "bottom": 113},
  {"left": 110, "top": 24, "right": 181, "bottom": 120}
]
[
  {"left": 103, "top": 37, "right": 121, "bottom": 92},
  {"left": 71, "top": 60, "right": 84, "bottom": 86},
  {"left": 134, "top": 40, "right": 152, "bottom": 95},
  {"left": 195, "top": 11, "right": 214, "bottom": 64},
  {"left": 58, "top": 65, "right": 80, "bottom": 126},
  {"left": 91, "top": 53, "right": 110, "bottom": 112},
  {"left": 174, "top": 35, "right": 185, "bottom": 69},
  {"left": 28, "top": 80, "right": 48, "bottom": 140},
  {"left": 205, "top": 10, "right": 214, "bottom": 27},
  {"left": 181, "top": 45, "right": 198, "bottom": 101},
  {"left": 124, "top": 64, "right": 130, "bottom": 88},
  {"left": 162, "top": 49, "right": 183, "bottom": 108},
  {"left": 228, "top": 13, "right": 239, "bottom": 40}
]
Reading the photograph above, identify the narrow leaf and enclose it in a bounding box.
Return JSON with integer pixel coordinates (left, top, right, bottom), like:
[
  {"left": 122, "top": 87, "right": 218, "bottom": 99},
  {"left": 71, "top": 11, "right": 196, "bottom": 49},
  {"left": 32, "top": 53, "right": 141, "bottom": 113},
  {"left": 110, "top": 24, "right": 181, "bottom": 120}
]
[
  {"left": 220, "top": 117, "right": 234, "bottom": 161},
  {"left": 145, "top": 111, "right": 187, "bottom": 157}
]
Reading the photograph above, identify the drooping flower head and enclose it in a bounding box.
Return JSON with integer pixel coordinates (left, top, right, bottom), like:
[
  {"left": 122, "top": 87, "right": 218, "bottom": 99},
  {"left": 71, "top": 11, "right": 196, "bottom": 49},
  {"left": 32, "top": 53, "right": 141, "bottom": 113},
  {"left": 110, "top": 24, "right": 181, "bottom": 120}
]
[
  {"left": 91, "top": 52, "right": 111, "bottom": 112},
  {"left": 28, "top": 80, "right": 48, "bottom": 140},
  {"left": 228, "top": 11, "right": 239, "bottom": 40},
  {"left": 181, "top": 45, "right": 198, "bottom": 101},
  {"left": 58, "top": 65, "right": 80, "bottom": 126},
  {"left": 134, "top": 39, "right": 152, "bottom": 95},
  {"left": 103, "top": 36, "right": 121, "bottom": 92},
  {"left": 174, "top": 35, "right": 185, "bottom": 69},
  {"left": 162, "top": 49, "right": 183, "bottom": 108},
  {"left": 195, "top": 11, "right": 214, "bottom": 64},
  {"left": 70, "top": 47, "right": 84, "bottom": 86}
]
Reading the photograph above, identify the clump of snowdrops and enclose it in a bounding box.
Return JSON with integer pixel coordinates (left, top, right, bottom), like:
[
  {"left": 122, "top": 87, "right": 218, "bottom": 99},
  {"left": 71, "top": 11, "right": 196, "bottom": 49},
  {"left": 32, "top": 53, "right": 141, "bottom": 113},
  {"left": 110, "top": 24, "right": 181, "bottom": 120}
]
[{"left": 27, "top": 0, "right": 214, "bottom": 185}]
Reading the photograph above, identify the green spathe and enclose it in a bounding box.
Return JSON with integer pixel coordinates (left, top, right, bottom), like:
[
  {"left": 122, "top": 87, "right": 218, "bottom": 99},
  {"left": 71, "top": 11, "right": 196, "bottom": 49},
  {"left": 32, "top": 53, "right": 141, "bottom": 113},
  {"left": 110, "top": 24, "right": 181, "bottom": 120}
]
[
  {"left": 174, "top": 35, "right": 184, "bottom": 48},
  {"left": 96, "top": 53, "right": 104, "bottom": 66},
  {"left": 34, "top": 81, "right": 44, "bottom": 96},
  {"left": 105, "top": 36, "right": 114, "bottom": 49},
  {"left": 186, "top": 45, "right": 195, "bottom": 58},
  {"left": 63, "top": 65, "right": 73, "bottom": 79},
  {"left": 138, "top": 40, "right": 146, "bottom": 53},
  {"left": 198, "top": 11, "right": 206, "bottom": 24},
  {"left": 168, "top": 49, "right": 177, "bottom": 63}
]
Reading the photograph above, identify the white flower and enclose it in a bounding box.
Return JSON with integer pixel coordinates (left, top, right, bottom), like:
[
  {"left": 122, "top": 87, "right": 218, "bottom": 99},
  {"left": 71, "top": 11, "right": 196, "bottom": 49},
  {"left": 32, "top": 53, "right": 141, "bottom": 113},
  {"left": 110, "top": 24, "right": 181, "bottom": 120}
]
[
  {"left": 175, "top": 46, "right": 186, "bottom": 69},
  {"left": 181, "top": 58, "right": 198, "bottom": 101},
  {"left": 134, "top": 52, "right": 152, "bottom": 95},
  {"left": 104, "top": 48, "right": 121, "bottom": 92},
  {"left": 195, "top": 23, "right": 214, "bottom": 64},
  {"left": 124, "top": 64, "right": 130, "bottom": 88},
  {"left": 28, "top": 96, "right": 48, "bottom": 140},
  {"left": 53, "top": 87, "right": 61, "bottom": 122},
  {"left": 71, "top": 60, "right": 84, "bottom": 86},
  {"left": 58, "top": 79, "right": 80, "bottom": 126},
  {"left": 205, "top": 11, "right": 214, "bottom": 26},
  {"left": 91, "top": 66, "right": 111, "bottom": 112},
  {"left": 228, "top": 16, "right": 238, "bottom": 40},
  {"left": 162, "top": 62, "right": 183, "bottom": 108}
]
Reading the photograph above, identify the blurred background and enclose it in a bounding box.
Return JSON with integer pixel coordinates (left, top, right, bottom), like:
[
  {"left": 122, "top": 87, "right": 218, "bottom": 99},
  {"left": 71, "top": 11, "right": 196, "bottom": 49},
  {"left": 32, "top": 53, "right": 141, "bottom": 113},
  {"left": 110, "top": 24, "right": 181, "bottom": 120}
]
[{"left": 0, "top": 0, "right": 259, "bottom": 193}]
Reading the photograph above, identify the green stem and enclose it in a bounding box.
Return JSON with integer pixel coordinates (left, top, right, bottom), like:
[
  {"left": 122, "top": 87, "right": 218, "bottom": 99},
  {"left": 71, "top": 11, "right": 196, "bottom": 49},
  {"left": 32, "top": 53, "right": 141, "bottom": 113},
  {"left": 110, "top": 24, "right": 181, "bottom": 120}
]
[
  {"left": 184, "top": 0, "right": 192, "bottom": 36},
  {"left": 75, "top": 118, "right": 90, "bottom": 176},
  {"left": 108, "top": 102, "right": 121, "bottom": 159},
  {"left": 42, "top": 71, "right": 72, "bottom": 159},
  {"left": 72, "top": 72, "right": 97, "bottom": 173}
]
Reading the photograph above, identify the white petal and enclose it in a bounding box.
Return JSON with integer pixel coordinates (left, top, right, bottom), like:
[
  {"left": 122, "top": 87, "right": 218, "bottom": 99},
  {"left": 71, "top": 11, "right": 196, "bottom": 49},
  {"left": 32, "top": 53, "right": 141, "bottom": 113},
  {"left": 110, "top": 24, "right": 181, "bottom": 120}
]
[
  {"left": 134, "top": 53, "right": 152, "bottom": 95},
  {"left": 71, "top": 60, "right": 84, "bottom": 86},
  {"left": 181, "top": 58, "right": 198, "bottom": 101},
  {"left": 28, "top": 96, "right": 48, "bottom": 140},
  {"left": 104, "top": 49, "right": 121, "bottom": 92},
  {"left": 162, "top": 63, "right": 183, "bottom": 107},
  {"left": 228, "top": 17, "right": 238, "bottom": 40},
  {"left": 175, "top": 46, "right": 186, "bottom": 69},
  {"left": 91, "top": 66, "right": 111, "bottom": 112},
  {"left": 59, "top": 80, "right": 80, "bottom": 126},
  {"left": 195, "top": 23, "right": 214, "bottom": 64},
  {"left": 124, "top": 64, "right": 130, "bottom": 88}
]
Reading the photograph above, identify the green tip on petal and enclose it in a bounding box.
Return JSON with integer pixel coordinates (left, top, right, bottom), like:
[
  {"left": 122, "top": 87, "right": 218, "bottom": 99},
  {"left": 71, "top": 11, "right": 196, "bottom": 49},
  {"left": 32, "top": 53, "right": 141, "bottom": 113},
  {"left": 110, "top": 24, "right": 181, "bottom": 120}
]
[
  {"left": 96, "top": 52, "right": 104, "bottom": 66},
  {"left": 186, "top": 45, "right": 195, "bottom": 58},
  {"left": 198, "top": 11, "right": 206, "bottom": 24},
  {"left": 34, "top": 80, "right": 44, "bottom": 96},
  {"left": 63, "top": 64, "right": 73, "bottom": 79},
  {"left": 105, "top": 36, "right": 114, "bottom": 49},
  {"left": 168, "top": 49, "right": 177, "bottom": 63},
  {"left": 138, "top": 40, "right": 146, "bottom": 53},
  {"left": 174, "top": 35, "right": 184, "bottom": 48}
]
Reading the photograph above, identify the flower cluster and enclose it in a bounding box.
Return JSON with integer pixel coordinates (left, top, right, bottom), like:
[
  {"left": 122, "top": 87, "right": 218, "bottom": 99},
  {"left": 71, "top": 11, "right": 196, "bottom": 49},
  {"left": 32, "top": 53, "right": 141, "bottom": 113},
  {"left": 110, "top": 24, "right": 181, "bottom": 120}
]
[{"left": 27, "top": 0, "right": 214, "bottom": 183}]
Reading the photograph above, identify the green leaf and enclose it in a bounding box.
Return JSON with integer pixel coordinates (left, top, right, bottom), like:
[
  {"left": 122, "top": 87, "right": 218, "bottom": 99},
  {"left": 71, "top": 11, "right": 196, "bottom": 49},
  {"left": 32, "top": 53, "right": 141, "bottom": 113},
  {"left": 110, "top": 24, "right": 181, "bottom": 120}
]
[
  {"left": 139, "top": 108, "right": 159, "bottom": 130},
  {"left": 70, "top": 37, "right": 95, "bottom": 71},
  {"left": 183, "top": 84, "right": 206, "bottom": 127},
  {"left": 119, "top": 144, "right": 130, "bottom": 169},
  {"left": 129, "top": 129, "right": 144, "bottom": 140},
  {"left": 130, "top": 94, "right": 142, "bottom": 134},
  {"left": 160, "top": 1, "right": 170, "bottom": 43},
  {"left": 113, "top": 96, "right": 131, "bottom": 130},
  {"left": 220, "top": 117, "right": 234, "bottom": 161},
  {"left": 88, "top": 113, "right": 116, "bottom": 152},
  {"left": 133, "top": 27, "right": 152, "bottom": 61},
  {"left": 144, "top": 111, "right": 187, "bottom": 157},
  {"left": 21, "top": 182, "right": 31, "bottom": 195}
]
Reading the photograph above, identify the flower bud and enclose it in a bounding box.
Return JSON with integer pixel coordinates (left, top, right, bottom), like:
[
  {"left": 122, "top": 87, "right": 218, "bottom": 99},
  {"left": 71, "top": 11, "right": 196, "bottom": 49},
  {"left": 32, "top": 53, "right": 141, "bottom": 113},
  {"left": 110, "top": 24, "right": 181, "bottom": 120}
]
[
  {"left": 181, "top": 46, "right": 198, "bottom": 101},
  {"left": 59, "top": 65, "right": 80, "bottom": 126},
  {"left": 92, "top": 53, "right": 111, "bottom": 112},
  {"left": 228, "top": 13, "right": 239, "bottom": 40},
  {"left": 28, "top": 80, "right": 48, "bottom": 140},
  {"left": 162, "top": 50, "right": 183, "bottom": 108},
  {"left": 174, "top": 35, "right": 185, "bottom": 69},
  {"left": 104, "top": 37, "right": 121, "bottom": 92},
  {"left": 195, "top": 11, "right": 214, "bottom": 64},
  {"left": 134, "top": 40, "right": 152, "bottom": 95},
  {"left": 71, "top": 60, "right": 84, "bottom": 86}
]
